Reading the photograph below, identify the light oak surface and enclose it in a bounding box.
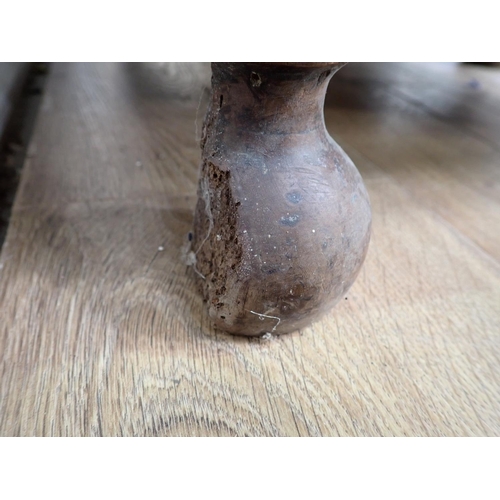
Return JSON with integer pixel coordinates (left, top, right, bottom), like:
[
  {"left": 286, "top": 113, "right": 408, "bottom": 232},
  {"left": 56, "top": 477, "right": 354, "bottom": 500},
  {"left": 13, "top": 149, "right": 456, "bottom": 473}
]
[{"left": 0, "top": 62, "right": 499, "bottom": 436}]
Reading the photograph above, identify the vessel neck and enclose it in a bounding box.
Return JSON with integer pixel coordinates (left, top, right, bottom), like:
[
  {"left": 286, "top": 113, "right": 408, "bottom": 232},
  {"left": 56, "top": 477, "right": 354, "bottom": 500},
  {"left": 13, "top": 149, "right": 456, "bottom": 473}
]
[{"left": 209, "top": 63, "right": 343, "bottom": 136}]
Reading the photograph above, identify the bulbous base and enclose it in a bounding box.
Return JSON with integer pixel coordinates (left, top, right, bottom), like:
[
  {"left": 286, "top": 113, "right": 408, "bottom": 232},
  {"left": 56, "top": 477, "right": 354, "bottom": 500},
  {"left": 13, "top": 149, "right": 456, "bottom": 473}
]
[{"left": 191, "top": 63, "right": 371, "bottom": 336}]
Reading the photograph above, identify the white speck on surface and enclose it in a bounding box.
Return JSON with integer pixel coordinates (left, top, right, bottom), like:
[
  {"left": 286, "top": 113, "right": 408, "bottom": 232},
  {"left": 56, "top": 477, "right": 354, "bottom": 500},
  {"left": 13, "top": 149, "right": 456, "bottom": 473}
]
[
  {"left": 268, "top": 235, "right": 271, "bottom": 238},
  {"left": 158, "top": 246, "right": 164, "bottom": 251},
  {"left": 312, "top": 229, "right": 316, "bottom": 233},
  {"left": 290, "top": 289, "right": 293, "bottom": 294},
  {"left": 216, "top": 234, "right": 221, "bottom": 241},
  {"left": 243, "top": 230, "right": 247, "bottom": 233},
  {"left": 185, "top": 251, "right": 197, "bottom": 266},
  {"left": 135, "top": 160, "right": 142, "bottom": 167},
  {"left": 262, "top": 333, "right": 272, "bottom": 340}
]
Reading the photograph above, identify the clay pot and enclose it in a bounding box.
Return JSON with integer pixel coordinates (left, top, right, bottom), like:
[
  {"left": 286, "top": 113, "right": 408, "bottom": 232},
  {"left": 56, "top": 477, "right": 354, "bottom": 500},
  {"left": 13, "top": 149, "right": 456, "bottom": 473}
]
[{"left": 191, "top": 63, "right": 371, "bottom": 336}]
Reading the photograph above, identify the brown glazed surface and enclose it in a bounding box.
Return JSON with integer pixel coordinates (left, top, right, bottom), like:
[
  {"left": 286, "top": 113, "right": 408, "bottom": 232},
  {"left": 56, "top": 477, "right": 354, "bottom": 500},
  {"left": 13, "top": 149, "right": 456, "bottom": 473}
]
[{"left": 192, "top": 63, "right": 371, "bottom": 336}]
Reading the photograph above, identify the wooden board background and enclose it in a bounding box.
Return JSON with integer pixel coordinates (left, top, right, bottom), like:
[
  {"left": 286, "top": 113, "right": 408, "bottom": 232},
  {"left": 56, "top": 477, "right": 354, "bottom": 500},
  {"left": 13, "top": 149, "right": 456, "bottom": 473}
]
[{"left": 0, "top": 62, "right": 499, "bottom": 436}]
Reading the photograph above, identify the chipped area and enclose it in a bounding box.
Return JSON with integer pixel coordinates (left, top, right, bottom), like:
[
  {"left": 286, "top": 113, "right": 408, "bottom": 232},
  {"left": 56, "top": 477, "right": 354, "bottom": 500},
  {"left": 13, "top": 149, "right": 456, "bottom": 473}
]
[
  {"left": 280, "top": 214, "right": 300, "bottom": 227},
  {"left": 286, "top": 191, "right": 302, "bottom": 204},
  {"left": 193, "top": 161, "right": 243, "bottom": 319}
]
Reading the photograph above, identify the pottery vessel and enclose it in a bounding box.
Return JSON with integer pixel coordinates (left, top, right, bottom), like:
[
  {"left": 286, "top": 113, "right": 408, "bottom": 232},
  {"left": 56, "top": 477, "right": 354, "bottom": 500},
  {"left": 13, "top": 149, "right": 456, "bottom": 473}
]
[{"left": 191, "top": 63, "right": 371, "bottom": 336}]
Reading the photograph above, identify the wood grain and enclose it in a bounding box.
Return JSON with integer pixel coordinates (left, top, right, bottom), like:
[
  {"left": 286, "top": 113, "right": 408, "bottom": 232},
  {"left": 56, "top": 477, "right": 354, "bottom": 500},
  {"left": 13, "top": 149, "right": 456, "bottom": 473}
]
[{"left": 0, "top": 63, "right": 499, "bottom": 436}]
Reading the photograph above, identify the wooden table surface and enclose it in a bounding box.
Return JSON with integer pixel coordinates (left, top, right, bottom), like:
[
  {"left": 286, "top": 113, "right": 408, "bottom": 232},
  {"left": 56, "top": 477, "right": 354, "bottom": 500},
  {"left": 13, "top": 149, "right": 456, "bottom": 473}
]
[{"left": 1, "top": 62, "right": 499, "bottom": 436}]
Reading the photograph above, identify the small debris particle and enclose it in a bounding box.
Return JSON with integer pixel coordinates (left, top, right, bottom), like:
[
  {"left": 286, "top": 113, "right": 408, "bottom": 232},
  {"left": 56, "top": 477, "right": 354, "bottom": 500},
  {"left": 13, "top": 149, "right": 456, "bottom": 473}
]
[
  {"left": 243, "top": 230, "right": 247, "bottom": 233},
  {"left": 188, "top": 232, "right": 193, "bottom": 241},
  {"left": 186, "top": 251, "right": 197, "bottom": 266},
  {"left": 268, "top": 234, "right": 271, "bottom": 238},
  {"left": 312, "top": 229, "right": 316, "bottom": 233},
  {"left": 262, "top": 333, "right": 272, "bottom": 340},
  {"left": 249, "top": 310, "right": 281, "bottom": 332},
  {"left": 158, "top": 246, "right": 164, "bottom": 251},
  {"left": 135, "top": 160, "right": 142, "bottom": 167},
  {"left": 216, "top": 234, "right": 222, "bottom": 241},
  {"left": 250, "top": 72, "right": 262, "bottom": 88}
]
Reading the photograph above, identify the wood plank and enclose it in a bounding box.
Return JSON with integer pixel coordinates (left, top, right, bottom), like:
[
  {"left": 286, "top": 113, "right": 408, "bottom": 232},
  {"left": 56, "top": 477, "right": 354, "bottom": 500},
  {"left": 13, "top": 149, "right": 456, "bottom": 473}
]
[
  {"left": 1, "top": 63, "right": 499, "bottom": 436},
  {"left": 333, "top": 62, "right": 500, "bottom": 150},
  {"left": 327, "top": 63, "right": 500, "bottom": 260}
]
